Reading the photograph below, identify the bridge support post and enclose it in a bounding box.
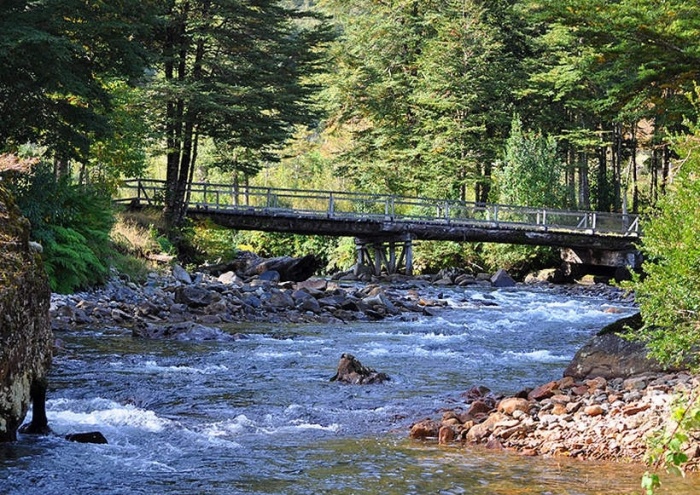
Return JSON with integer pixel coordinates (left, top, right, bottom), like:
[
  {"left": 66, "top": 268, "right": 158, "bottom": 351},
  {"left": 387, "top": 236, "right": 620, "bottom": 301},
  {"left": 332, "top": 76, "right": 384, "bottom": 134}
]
[{"left": 355, "top": 234, "right": 414, "bottom": 276}]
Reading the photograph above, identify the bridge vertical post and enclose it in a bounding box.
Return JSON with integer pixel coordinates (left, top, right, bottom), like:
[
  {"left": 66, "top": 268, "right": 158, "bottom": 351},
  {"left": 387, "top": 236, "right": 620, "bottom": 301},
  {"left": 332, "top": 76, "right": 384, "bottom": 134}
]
[
  {"left": 374, "top": 244, "right": 382, "bottom": 276},
  {"left": 388, "top": 241, "right": 396, "bottom": 273},
  {"left": 328, "top": 193, "right": 335, "bottom": 217},
  {"left": 404, "top": 237, "right": 413, "bottom": 276}
]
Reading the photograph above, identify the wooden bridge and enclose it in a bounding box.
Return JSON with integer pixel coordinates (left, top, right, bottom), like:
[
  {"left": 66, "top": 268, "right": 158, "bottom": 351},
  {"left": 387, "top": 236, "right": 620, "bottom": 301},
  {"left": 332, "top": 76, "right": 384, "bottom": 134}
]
[{"left": 117, "top": 179, "right": 642, "bottom": 275}]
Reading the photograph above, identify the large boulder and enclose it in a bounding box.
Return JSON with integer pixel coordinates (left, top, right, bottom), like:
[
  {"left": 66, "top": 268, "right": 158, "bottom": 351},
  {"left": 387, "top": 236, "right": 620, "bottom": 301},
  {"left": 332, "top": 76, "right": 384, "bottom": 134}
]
[
  {"left": 245, "top": 255, "right": 319, "bottom": 282},
  {"left": 330, "top": 353, "right": 390, "bottom": 385},
  {"left": 490, "top": 269, "right": 516, "bottom": 288},
  {"left": 564, "top": 313, "right": 675, "bottom": 379},
  {"left": 0, "top": 185, "right": 53, "bottom": 441}
]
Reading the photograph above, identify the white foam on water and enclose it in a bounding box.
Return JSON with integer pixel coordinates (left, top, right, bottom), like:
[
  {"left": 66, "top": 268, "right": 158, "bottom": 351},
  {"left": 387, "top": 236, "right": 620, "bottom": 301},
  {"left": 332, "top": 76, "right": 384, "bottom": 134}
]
[
  {"left": 140, "top": 360, "right": 230, "bottom": 374},
  {"left": 254, "top": 350, "right": 304, "bottom": 359},
  {"left": 202, "top": 414, "right": 340, "bottom": 438},
  {"left": 46, "top": 397, "right": 172, "bottom": 433},
  {"left": 502, "top": 349, "right": 569, "bottom": 363}
]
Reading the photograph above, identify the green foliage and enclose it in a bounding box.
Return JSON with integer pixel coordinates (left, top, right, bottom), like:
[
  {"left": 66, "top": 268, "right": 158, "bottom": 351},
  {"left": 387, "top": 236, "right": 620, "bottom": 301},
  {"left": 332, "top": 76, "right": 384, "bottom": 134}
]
[
  {"left": 5, "top": 164, "right": 116, "bottom": 293},
  {"left": 631, "top": 125, "right": 700, "bottom": 368},
  {"left": 318, "top": 0, "right": 518, "bottom": 200},
  {"left": 154, "top": 0, "right": 333, "bottom": 226},
  {"left": 643, "top": 392, "right": 700, "bottom": 494},
  {"left": 0, "top": 0, "right": 155, "bottom": 161},
  {"left": 190, "top": 219, "right": 238, "bottom": 263},
  {"left": 482, "top": 244, "right": 559, "bottom": 280},
  {"left": 413, "top": 241, "right": 483, "bottom": 275},
  {"left": 492, "top": 116, "right": 568, "bottom": 208}
]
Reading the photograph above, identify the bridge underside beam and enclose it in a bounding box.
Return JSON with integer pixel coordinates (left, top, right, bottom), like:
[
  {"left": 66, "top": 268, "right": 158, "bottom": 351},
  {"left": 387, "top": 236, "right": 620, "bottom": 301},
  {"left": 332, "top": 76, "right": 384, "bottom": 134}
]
[{"left": 355, "top": 235, "right": 414, "bottom": 276}]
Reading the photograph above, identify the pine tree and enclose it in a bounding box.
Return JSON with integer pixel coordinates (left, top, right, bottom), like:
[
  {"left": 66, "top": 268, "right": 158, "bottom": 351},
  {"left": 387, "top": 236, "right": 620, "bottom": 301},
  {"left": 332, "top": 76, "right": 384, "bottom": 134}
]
[{"left": 153, "top": 0, "right": 331, "bottom": 227}]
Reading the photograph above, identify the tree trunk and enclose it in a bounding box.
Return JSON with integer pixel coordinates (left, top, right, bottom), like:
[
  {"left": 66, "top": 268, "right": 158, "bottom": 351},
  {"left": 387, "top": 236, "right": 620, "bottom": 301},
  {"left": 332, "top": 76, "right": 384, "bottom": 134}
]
[
  {"left": 578, "top": 151, "right": 590, "bottom": 210},
  {"left": 596, "top": 143, "right": 608, "bottom": 211},
  {"left": 630, "top": 126, "right": 639, "bottom": 213}
]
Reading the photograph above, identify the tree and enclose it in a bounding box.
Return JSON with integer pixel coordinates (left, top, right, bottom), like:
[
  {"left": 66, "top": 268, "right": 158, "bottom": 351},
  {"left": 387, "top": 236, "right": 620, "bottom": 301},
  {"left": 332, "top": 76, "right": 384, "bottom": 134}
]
[
  {"left": 522, "top": 0, "right": 700, "bottom": 211},
  {"left": 412, "top": 0, "right": 515, "bottom": 202},
  {"left": 0, "top": 0, "right": 155, "bottom": 163},
  {"left": 318, "top": 0, "right": 519, "bottom": 200},
  {"left": 152, "top": 0, "right": 331, "bottom": 228},
  {"left": 632, "top": 119, "right": 700, "bottom": 369},
  {"left": 492, "top": 115, "right": 567, "bottom": 208}
]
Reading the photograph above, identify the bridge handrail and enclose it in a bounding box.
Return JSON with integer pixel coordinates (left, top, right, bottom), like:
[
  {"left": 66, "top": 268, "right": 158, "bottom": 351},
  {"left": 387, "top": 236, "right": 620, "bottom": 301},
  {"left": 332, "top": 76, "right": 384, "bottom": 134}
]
[{"left": 115, "top": 178, "right": 641, "bottom": 236}]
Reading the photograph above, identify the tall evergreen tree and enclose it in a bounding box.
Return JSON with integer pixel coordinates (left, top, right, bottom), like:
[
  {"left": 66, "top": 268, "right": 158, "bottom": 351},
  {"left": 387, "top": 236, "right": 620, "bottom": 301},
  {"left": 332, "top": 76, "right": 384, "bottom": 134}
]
[
  {"left": 318, "top": 0, "right": 519, "bottom": 200},
  {"left": 0, "top": 0, "right": 155, "bottom": 163},
  {"left": 522, "top": 0, "right": 700, "bottom": 211},
  {"left": 153, "top": 0, "right": 331, "bottom": 227}
]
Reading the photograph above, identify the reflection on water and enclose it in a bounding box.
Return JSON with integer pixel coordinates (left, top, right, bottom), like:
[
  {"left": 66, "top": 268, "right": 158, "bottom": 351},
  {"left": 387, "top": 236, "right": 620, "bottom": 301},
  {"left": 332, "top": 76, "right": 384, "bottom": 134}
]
[{"left": 1, "top": 286, "right": 699, "bottom": 494}]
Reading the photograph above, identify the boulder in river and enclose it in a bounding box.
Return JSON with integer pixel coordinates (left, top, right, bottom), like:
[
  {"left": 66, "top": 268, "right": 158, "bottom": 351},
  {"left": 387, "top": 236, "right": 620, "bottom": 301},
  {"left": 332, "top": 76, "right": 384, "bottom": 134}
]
[
  {"left": 66, "top": 431, "right": 109, "bottom": 444},
  {"left": 330, "top": 353, "right": 390, "bottom": 384},
  {"left": 564, "top": 313, "right": 677, "bottom": 379},
  {"left": 490, "top": 269, "right": 516, "bottom": 288}
]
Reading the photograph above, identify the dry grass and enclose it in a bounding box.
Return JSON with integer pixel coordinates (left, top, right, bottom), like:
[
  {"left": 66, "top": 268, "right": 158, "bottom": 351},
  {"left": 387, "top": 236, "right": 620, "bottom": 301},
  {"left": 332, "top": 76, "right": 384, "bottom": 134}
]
[{"left": 111, "top": 209, "right": 165, "bottom": 257}]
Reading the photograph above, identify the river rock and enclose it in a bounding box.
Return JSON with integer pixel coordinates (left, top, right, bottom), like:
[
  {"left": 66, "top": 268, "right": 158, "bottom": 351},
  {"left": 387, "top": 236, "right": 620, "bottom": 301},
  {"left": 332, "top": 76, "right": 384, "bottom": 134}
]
[
  {"left": 0, "top": 184, "right": 53, "bottom": 441},
  {"left": 498, "top": 397, "right": 531, "bottom": 415},
  {"left": 172, "top": 264, "right": 193, "bottom": 284},
  {"left": 564, "top": 313, "right": 671, "bottom": 379},
  {"left": 174, "top": 286, "right": 220, "bottom": 307},
  {"left": 410, "top": 419, "right": 440, "bottom": 439},
  {"left": 490, "top": 269, "right": 516, "bottom": 288},
  {"left": 245, "top": 255, "right": 319, "bottom": 282},
  {"left": 66, "top": 431, "right": 109, "bottom": 444},
  {"left": 330, "top": 353, "right": 390, "bottom": 384}
]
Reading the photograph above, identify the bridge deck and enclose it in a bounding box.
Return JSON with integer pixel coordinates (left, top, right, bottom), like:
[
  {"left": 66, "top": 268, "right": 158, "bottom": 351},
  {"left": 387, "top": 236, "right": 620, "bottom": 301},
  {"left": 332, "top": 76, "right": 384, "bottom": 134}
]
[{"left": 116, "top": 179, "right": 640, "bottom": 251}]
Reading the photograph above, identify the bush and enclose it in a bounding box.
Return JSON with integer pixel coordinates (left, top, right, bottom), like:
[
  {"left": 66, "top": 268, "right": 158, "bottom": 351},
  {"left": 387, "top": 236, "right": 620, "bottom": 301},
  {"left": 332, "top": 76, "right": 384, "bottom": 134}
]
[
  {"left": 5, "top": 163, "right": 116, "bottom": 293},
  {"left": 631, "top": 128, "right": 700, "bottom": 369}
]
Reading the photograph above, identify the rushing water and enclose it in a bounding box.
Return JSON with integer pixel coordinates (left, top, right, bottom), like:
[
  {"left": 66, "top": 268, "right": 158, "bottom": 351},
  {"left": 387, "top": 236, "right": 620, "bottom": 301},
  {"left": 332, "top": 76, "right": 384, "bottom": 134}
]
[{"left": 1, "top": 285, "right": 698, "bottom": 494}]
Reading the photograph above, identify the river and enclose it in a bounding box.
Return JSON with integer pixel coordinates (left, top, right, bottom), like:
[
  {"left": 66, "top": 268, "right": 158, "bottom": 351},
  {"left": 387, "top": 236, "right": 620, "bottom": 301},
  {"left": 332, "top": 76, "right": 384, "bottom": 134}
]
[{"left": 1, "top": 285, "right": 697, "bottom": 494}]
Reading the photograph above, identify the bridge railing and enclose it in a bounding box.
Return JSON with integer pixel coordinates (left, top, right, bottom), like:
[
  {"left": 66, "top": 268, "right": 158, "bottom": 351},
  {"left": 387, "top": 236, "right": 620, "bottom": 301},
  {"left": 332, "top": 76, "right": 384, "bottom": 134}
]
[{"left": 116, "top": 179, "right": 641, "bottom": 236}]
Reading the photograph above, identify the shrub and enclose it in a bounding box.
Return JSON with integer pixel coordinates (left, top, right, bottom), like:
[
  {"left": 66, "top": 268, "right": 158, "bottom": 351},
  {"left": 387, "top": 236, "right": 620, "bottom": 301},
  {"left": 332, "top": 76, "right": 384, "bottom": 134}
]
[{"left": 5, "top": 163, "right": 116, "bottom": 293}]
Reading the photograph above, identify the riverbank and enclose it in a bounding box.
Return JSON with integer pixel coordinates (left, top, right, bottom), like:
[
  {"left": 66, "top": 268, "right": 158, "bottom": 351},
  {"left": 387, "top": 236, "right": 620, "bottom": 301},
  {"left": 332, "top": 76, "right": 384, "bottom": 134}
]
[
  {"left": 50, "top": 261, "right": 632, "bottom": 336},
  {"left": 410, "top": 371, "right": 699, "bottom": 470}
]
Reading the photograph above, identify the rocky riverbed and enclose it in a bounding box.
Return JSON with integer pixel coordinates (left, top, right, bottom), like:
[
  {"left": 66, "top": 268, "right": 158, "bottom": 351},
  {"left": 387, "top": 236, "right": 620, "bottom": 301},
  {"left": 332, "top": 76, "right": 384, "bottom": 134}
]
[
  {"left": 50, "top": 255, "right": 631, "bottom": 337},
  {"left": 50, "top": 255, "right": 682, "bottom": 472}
]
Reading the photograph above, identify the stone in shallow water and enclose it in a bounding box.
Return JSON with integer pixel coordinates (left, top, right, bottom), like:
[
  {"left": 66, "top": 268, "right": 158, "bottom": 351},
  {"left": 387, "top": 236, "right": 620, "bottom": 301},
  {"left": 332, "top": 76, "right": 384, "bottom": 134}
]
[
  {"left": 329, "top": 353, "right": 390, "bottom": 385},
  {"left": 66, "top": 431, "right": 108, "bottom": 444}
]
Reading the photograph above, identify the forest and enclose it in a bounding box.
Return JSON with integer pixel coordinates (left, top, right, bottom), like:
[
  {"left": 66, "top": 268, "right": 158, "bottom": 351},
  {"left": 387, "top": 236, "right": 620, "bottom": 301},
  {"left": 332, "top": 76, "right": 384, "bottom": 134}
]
[{"left": 1, "top": 1, "right": 700, "bottom": 367}]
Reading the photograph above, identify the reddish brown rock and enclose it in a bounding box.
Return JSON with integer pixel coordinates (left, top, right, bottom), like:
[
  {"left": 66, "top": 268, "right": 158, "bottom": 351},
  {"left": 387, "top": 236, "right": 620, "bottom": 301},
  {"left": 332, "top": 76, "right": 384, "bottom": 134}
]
[
  {"left": 622, "top": 403, "right": 650, "bottom": 416},
  {"left": 584, "top": 405, "right": 605, "bottom": 417},
  {"left": 410, "top": 419, "right": 440, "bottom": 439},
  {"left": 497, "top": 397, "right": 531, "bottom": 415},
  {"left": 438, "top": 425, "right": 455, "bottom": 444},
  {"left": 528, "top": 381, "right": 559, "bottom": 401},
  {"left": 467, "top": 400, "right": 493, "bottom": 417}
]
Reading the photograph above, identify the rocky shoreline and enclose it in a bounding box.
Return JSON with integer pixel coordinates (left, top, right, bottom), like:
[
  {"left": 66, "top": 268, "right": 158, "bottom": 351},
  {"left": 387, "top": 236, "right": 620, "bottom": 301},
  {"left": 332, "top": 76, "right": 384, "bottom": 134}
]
[
  {"left": 50, "top": 256, "right": 632, "bottom": 337},
  {"left": 410, "top": 371, "right": 698, "bottom": 470}
]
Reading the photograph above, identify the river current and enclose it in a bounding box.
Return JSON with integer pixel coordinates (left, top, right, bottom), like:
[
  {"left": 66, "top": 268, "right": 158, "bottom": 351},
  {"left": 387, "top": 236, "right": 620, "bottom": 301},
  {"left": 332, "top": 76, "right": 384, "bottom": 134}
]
[{"left": 1, "top": 285, "right": 697, "bottom": 494}]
